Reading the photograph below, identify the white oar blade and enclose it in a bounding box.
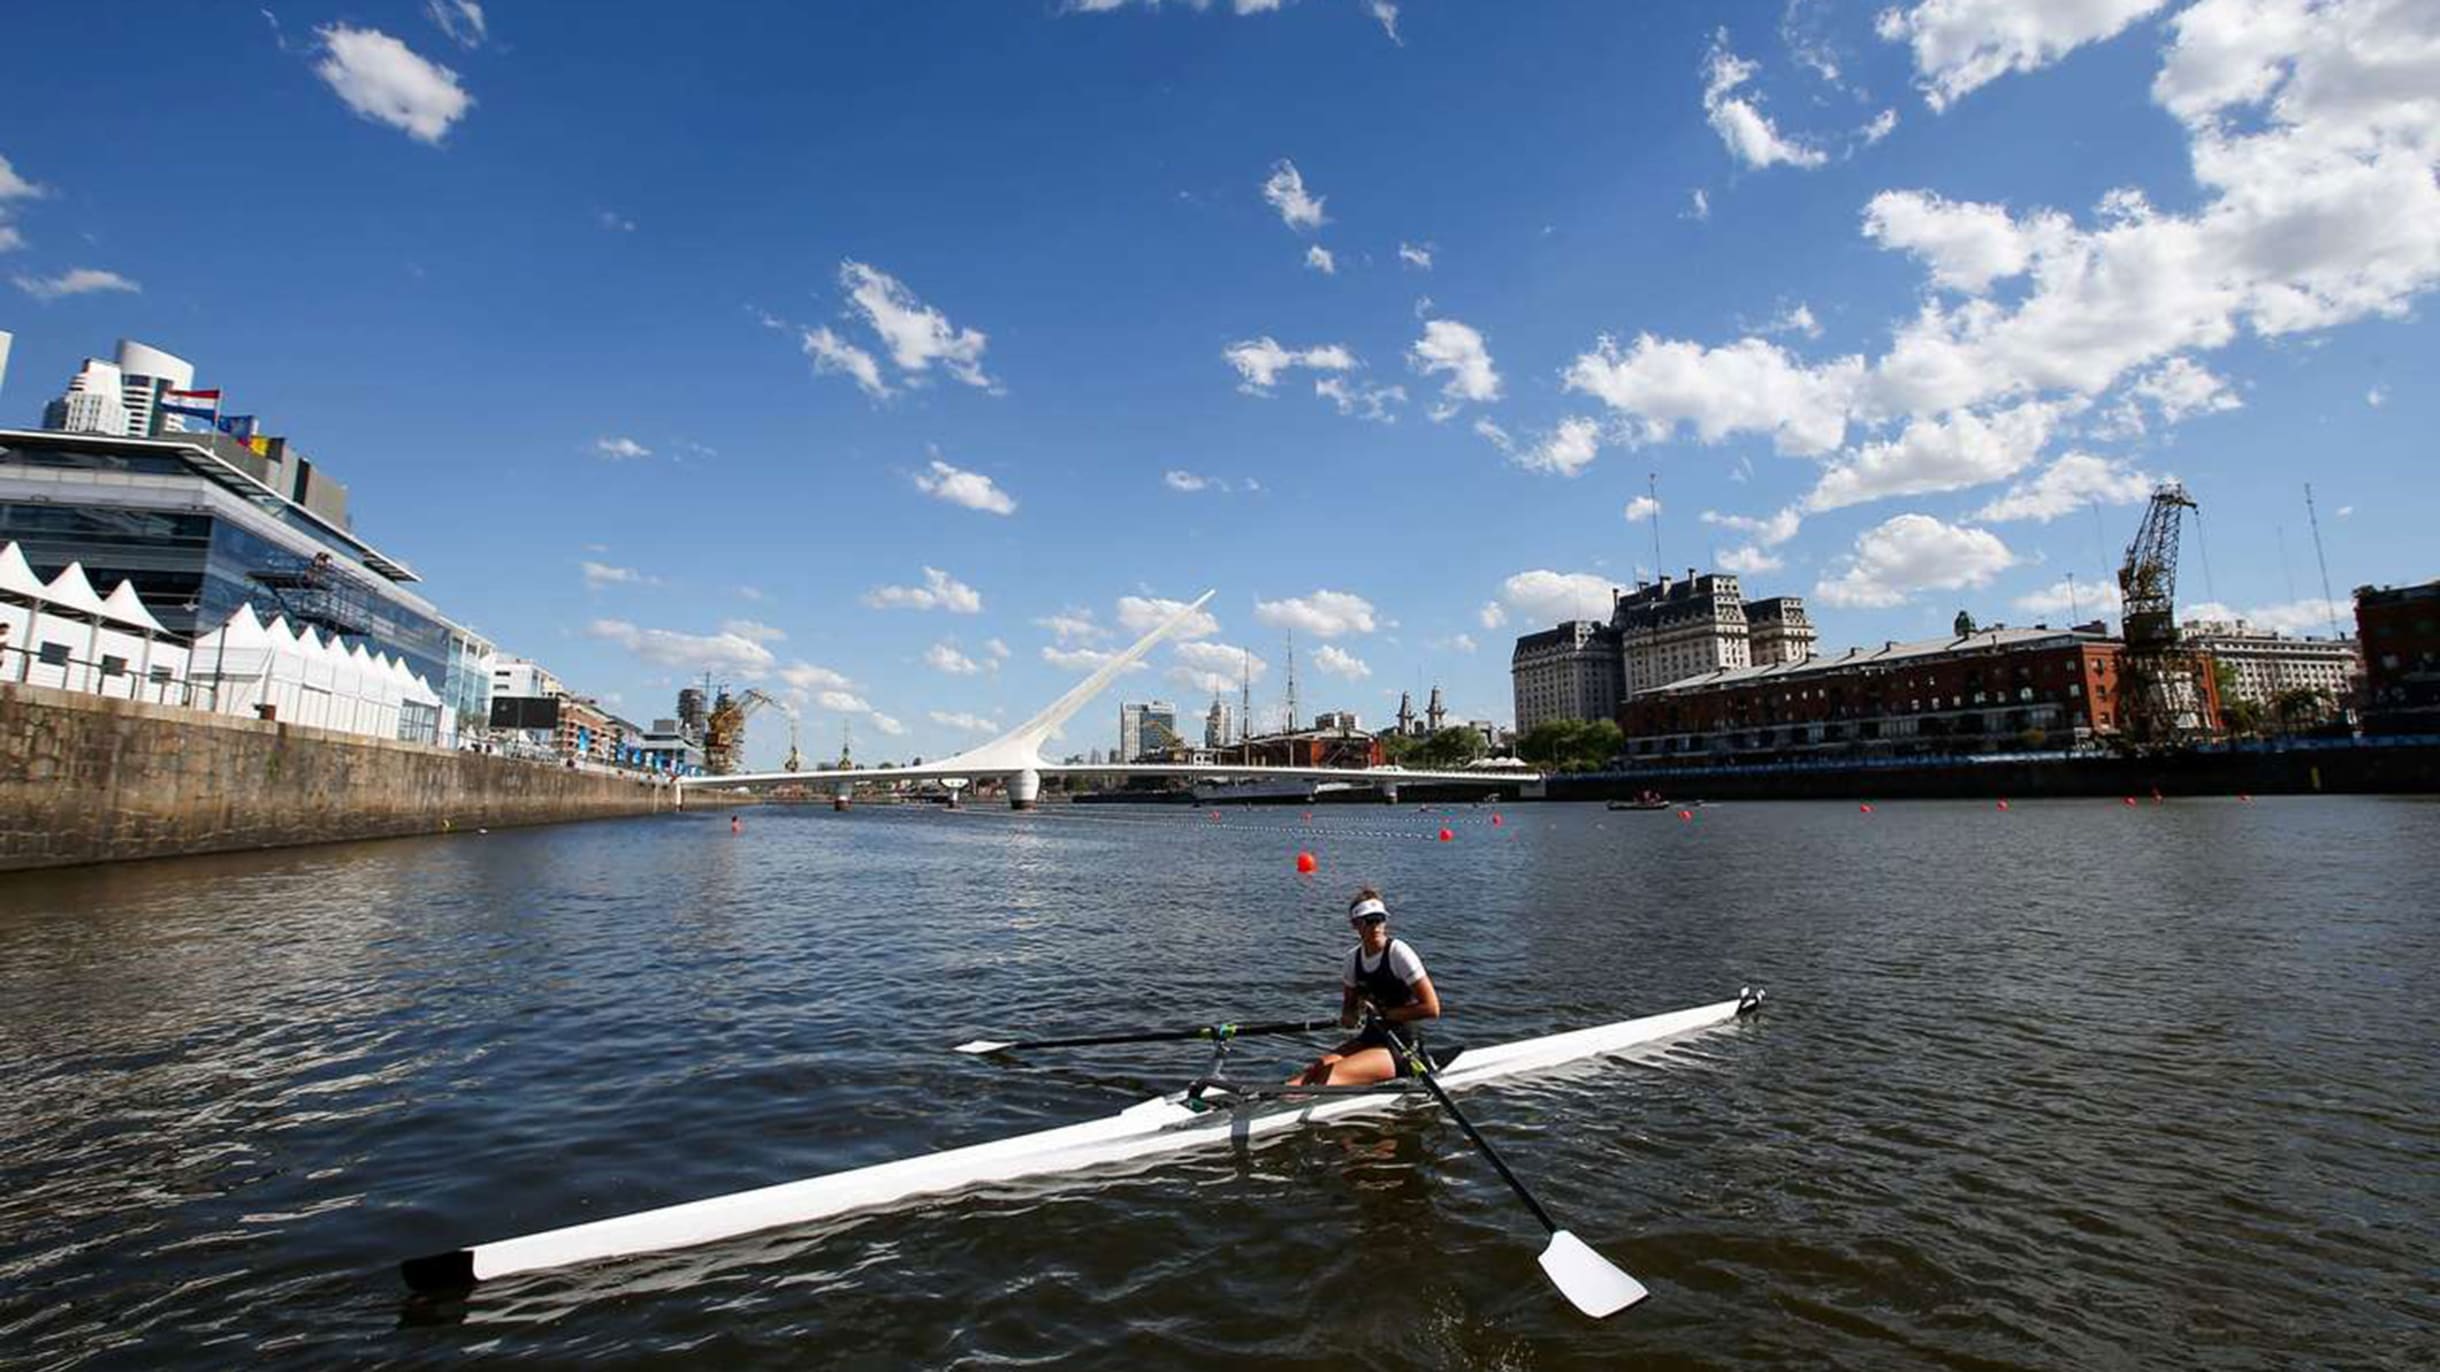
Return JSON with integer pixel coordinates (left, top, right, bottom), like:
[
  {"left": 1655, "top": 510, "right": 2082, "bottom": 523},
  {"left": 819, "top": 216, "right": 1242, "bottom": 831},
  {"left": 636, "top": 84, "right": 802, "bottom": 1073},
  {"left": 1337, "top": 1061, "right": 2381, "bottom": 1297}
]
[
  {"left": 1538, "top": 1230, "right": 1648, "bottom": 1319},
  {"left": 952, "top": 1039, "right": 1013, "bottom": 1055}
]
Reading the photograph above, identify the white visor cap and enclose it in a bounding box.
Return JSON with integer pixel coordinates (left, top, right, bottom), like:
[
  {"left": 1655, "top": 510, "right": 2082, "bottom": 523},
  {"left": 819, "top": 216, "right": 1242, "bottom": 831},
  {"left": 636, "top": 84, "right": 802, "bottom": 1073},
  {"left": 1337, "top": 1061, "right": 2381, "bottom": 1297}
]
[{"left": 1349, "top": 897, "right": 1390, "bottom": 921}]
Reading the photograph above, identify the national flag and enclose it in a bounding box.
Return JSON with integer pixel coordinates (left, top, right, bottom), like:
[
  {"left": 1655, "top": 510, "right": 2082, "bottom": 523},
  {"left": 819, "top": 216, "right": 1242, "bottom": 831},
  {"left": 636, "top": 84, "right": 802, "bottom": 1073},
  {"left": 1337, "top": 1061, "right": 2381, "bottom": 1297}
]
[
  {"left": 215, "top": 413, "right": 258, "bottom": 439},
  {"left": 159, "top": 387, "right": 223, "bottom": 421}
]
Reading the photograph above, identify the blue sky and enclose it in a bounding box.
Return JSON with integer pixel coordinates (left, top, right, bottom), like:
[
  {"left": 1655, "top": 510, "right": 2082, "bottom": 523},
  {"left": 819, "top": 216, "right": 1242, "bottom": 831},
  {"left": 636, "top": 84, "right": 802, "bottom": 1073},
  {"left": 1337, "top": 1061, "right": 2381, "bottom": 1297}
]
[{"left": 3, "top": 0, "right": 2432, "bottom": 767}]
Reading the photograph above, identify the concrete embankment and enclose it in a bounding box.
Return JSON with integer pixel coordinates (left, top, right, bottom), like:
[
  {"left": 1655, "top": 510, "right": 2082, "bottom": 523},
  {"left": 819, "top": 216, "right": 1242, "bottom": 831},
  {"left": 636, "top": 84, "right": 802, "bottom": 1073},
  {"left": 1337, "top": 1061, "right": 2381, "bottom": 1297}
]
[
  {"left": 0, "top": 682, "right": 704, "bottom": 872},
  {"left": 1546, "top": 741, "right": 2440, "bottom": 803}
]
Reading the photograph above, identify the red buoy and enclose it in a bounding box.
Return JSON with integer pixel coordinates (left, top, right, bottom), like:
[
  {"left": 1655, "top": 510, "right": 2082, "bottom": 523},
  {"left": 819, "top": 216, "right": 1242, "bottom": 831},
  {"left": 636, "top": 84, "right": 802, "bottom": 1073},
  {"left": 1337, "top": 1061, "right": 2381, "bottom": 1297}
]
[
  {"left": 1996, "top": 800, "right": 2010, "bottom": 811},
  {"left": 731, "top": 814, "right": 742, "bottom": 833},
  {"left": 1302, "top": 811, "right": 1313, "bottom": 823},
  {"left": 1678, "top": 809, "right": 1693, "bottom": 821},
  {"left": 1859, "top": 803, "right": 1874, "bottom": 815},
  {"left": 1208, "top": 810, "right": 1221, "bottom": 821},
  {"left": 1295, "top": 851, "right": 1317, "bottom": 874},
  {"left": 2123, "top": 796, "right": 2139, "bottom": 806},
  {"left": 2240, "top": 793, "right": 2253, "bottom": 803},
  {"left": 1437, "top": 828, "right": 1454, "bottom": 842},
  {"left": 1490, "top": 813, "right": 1503, "bottom": 826}
]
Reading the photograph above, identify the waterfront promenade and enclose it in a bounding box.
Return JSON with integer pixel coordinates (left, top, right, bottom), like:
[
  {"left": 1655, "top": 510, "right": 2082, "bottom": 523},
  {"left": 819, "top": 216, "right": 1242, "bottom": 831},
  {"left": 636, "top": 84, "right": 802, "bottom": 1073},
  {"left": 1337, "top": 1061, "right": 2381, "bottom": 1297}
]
[{"left": 2, "top": 798, "right": 2430, "bottom": 1367}]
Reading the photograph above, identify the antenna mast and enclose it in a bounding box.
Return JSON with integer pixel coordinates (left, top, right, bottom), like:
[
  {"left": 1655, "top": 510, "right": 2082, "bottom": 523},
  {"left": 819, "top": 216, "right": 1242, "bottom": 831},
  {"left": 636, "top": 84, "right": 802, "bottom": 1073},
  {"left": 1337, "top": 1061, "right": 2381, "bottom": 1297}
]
[
  {"left": 1239, "top": 647, "right": 1251, "bottom": 744},
  {"left": 1647, "top": 471, "right": 1664, "bottom": 580},
  {"left": 2305, "top": 483, "right": 2343, "bottom": 639},
  {"left": 1282, "top": 630, "right": 1299, "bottom": 735}
]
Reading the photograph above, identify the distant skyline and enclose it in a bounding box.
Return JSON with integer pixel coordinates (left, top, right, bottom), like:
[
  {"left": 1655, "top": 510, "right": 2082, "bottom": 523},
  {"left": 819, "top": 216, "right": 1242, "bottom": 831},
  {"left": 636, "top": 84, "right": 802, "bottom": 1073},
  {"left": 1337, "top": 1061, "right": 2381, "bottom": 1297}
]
[{"left": 3, "top": 1, "right": 2431, "bottom": 768}]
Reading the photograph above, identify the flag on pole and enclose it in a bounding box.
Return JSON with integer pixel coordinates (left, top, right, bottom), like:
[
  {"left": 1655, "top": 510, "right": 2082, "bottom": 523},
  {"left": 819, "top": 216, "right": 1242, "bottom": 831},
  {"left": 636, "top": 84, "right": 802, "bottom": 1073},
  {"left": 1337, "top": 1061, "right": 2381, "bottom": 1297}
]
[
  {"left": 215, "top": 413, "right": 258, "bottom": 439},
  {"left": 159, "top": 387, "right": 223, "bottom": 421}
]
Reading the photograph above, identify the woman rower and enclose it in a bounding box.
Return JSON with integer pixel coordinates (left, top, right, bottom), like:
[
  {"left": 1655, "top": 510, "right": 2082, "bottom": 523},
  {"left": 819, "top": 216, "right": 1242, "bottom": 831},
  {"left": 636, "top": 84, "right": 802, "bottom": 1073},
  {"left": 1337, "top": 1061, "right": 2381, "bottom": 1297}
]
[{"left": 1290, "top": 887, "right": 1442, "bottom": 1086}]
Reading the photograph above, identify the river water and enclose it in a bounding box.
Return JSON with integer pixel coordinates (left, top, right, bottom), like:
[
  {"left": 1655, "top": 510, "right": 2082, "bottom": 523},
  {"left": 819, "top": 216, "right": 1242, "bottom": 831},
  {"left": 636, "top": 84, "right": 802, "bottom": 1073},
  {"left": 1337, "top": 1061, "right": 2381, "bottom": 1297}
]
[{"left": 0, "top": 797, "right": 2433, "bottom": 1369}]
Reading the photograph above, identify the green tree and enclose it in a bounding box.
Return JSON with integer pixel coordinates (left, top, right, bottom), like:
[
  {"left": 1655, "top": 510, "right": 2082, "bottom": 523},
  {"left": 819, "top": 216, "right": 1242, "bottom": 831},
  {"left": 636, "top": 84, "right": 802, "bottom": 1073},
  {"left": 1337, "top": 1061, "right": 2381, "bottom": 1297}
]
[
  {"left": 1570, "top": 719, "right": 1625, "bottom": 770},
  {"left": 2274, "top": 686, "right": 2334, "bottom": 732},
  {"left": 1518, "top": 720, "right": 1583, "bottom": 768},
  {"left": 1414, "top": 726, "right": 1487, "bottom": 770}
]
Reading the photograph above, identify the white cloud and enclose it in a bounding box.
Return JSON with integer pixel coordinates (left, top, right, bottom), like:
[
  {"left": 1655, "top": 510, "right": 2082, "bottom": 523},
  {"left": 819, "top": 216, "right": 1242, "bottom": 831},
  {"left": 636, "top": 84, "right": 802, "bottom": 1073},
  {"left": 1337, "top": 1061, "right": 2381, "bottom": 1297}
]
[
  {"left": 1478, "top": 600, "right": 1509, "bottom": 629},
  {"left": 13, "top": 267, "right": 140, "bottom": 301},
  {"left": 1762, "top": 302, "right": 1822, "bottom": 338},
  {"left": 817, "top": 689, "right": 872, "bottom": 714},
  {"left": 1224, "top": 337, "right": 1355, "bottom": 392},
  {"left": 1702, "top": 31, "right": 1828, "bottom": 170},
  {"left": 870, "top": 712, "right": 907, "bottom": 737},
  {"left": 424, "top": 0, "right": 487, "bottom": 49},
  {"left": 721, "top": 618, "right": 785, "bottom": 643},
  {"left": 587, "top": 619, "right": 777, "bottom": 677},
  {"left": 863, "top": 567, "right": 983, "bottom": 614},
  {"left": 1304, "top": 245, "right": 1337, "bottom": 275},
  {"left": 1398, "top": 241, "right": 1434, "bottom": 270},
  {"left": 1440, "top": 633, "right": 1479, "bottom": 653},
  {"left": 1164, "top": 469, "right": 1214, "bottom": 492},
  {"left": 1973, "top": 452, "right": 2158, "bottom": 522},
  {"left": 1409, "top": 318, "right": 1502, "bottom": 412},
  {"left": 1513, "top": 416, "right": 1604, "bottom": 477},
  {"left": 924, "top": 642, "right": 981, "bottom": 675},
  {"left": 1716, "top": 545, "right": 1784, "bottom": 575},
  {"left": 2366, "top": 386, "right": 2387, "bottom": 408},
  {"left": 593, "top": 435, "right": 651, "bottom": 461},
  {"left": 985, "top": 637, "right": 1010, "bottom": 659},
  {"left": 1034, "top": 608, "right": 1105, "bottom": 644},
  {"left": 1313, "top": 644, "right": 1371, "bottom": 679},
  {"left": 1685, "top": 188, "right": 1711, "bottom": 222},
  {"left": 1261, "top": 159, "right": 1328, "bottom": 231},
  {"left": 2128, "top": 356, "right": 2241, "bottom": 424},
  {"left": 1118, "top": 594, "right": 1221, "bottom": 640},
  {"left": 1624, "top": 495, "right": 1662, "bottom": 523},
  {"left": 0, "top": 153, "right": 42, "bottom": 253},
  {"left": 1365, "top": 0, "right": 1401, "bottom": 44},
  {"left": 737, "top": 586, "right": 766, "bottom": 602},
  {"left": 1812, "top": 514, "right": 2016, "bottom": 608},
  {"left": 840, "top": 260, "right": 995, "bottom": 390},
  {"left": 1315, "top": 376, "right": 1405, "bottom": 422},
  {"left": 1862, "top": 190, "right": 2064, "bottom": 294},
  {"left": 1566, "top": 333, "right": 1863, "bottom": 456},
  {"left": 1877, "top": 0, "right": 2172, "bottom": 111},
  {"left": 2013, "top": 574, "right": 2125, "bottom": 619},
  {"left": 1043, "top": 644, "right": 1147, "bottom": 674},
  {"left": 581, "top": 560, "right": 651, "bottom": 590},
  {"left": 778, "top": 661, "right": 853, "bottom": 693},
  {"left": 312, "top": 25, "right": 472, "bottom": 144},
  {"left": 801, "top": 325, "right": 890, "bottom": 399},
  {"left": 913, "top": 458, "right": 1017, "bottom": 515},
  {"left": 1255, "top": 589, "right": 1378, "bottom": 638},
  {"left": 1701, "top": 506, "right": 1804, "bottom": 546},
  {"left": 1170, "top": 639, "right": 1266, "bottom": 695},
  {"left": 2184, "top": 597, "right": 2351, "bottom": 637},
  {"left": 597, "top": 209, "right": 636, "bottom": 233},
  {"left": 1497, "top": 570, "right": 1617, "bottom": 625},
  {"left": 931, "top": 709, "right": 1000, "bottom": 734},
  {"left": 1807, "top": 400, "right": 2064, "bottom": 511},
  {"left": 1863, "top": 108, "right": 1900, "bottom": 144}
]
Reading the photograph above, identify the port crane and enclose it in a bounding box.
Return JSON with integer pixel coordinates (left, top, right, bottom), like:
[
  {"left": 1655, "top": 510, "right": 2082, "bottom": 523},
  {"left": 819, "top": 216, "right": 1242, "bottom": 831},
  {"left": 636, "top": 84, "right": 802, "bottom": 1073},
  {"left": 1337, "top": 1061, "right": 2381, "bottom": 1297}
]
[{"left": 2115, "top": 482, "right": 2213, "bottom": 745}]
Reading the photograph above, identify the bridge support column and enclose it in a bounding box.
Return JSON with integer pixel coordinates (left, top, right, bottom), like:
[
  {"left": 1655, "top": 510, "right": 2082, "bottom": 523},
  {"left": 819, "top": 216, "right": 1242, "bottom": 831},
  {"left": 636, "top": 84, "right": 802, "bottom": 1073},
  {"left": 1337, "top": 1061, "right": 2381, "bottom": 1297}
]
[
  {"left": 832, "top": 779, "right": 853, "bottom": 811},
  {"left": 1008, "top": 768, "right": 1042, "bottom": 811},
  {"left": 1381, "top": 782, "right": 1399, "bottom": 805}
]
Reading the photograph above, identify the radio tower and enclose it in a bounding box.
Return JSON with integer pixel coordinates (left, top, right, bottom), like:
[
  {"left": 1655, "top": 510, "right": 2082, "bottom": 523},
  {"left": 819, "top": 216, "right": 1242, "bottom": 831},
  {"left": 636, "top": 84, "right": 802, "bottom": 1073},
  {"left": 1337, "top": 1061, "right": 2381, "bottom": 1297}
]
[{"left": 1239, "top": 648, "right": 1252, "bottom": 744}]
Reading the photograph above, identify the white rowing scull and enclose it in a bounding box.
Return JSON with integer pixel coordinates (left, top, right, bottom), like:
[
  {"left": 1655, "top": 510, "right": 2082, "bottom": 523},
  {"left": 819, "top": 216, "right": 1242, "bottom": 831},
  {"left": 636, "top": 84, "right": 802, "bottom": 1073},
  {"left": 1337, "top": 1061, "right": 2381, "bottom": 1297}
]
[{"left": 403, "top": 987, "right": 1764, "bottom": 1307}]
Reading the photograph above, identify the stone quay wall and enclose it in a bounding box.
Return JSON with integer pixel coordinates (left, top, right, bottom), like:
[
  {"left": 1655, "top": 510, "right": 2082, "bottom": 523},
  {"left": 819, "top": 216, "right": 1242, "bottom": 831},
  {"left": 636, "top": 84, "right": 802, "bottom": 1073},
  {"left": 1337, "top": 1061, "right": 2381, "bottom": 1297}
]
[{"left": 0, "top": 682, "right": 691, "bottom": 872}]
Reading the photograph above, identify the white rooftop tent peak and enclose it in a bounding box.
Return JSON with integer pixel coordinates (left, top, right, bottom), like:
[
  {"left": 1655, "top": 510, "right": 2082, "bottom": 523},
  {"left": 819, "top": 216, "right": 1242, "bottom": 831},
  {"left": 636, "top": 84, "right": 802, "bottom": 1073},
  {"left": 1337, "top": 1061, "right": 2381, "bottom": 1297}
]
[
  {"left": 98, "top": 581, "right": 169, "bottom": 634},
  {"left": 0, "top": 542, "right": 50, "bottom": 601},
  {"left": 40, "top": 563, "right": 110, "bottom": 618}
]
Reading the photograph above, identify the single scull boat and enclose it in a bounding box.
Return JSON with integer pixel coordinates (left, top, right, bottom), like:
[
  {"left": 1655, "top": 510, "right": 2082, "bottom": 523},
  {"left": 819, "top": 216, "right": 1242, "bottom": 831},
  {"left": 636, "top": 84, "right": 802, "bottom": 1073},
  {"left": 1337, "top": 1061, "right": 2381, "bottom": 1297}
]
[{"left": 402, "top": 988, "right": 1763, "bottom": 1299}]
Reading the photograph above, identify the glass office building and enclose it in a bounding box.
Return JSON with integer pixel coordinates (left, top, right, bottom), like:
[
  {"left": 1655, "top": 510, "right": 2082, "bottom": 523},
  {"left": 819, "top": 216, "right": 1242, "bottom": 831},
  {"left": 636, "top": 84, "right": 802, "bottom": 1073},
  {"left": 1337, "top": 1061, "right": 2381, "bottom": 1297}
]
[{"left": 0, "top": 429, "right": 482, "bottom": 716}]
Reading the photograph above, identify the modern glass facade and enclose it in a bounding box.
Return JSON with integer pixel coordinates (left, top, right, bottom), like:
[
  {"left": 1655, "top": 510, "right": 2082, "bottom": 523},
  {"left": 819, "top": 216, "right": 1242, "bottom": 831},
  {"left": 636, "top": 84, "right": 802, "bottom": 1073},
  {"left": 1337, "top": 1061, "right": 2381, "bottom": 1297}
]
[{"left": 0, "top": 433, "right": 463, "bottom": 697}]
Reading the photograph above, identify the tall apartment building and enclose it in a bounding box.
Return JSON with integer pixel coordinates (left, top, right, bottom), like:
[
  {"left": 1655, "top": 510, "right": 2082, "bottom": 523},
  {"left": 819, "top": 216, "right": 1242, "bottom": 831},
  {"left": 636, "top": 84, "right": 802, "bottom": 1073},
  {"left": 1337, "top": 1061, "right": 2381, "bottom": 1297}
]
[
  {"left": 2178, "top": 620, "right": 2360, "bottom": 708},
  {"left": 41, "top": 358, "right": 131, "bottom": 436},
  {"left": 1119, "top": 700, "right": 1178, "bottom": 761},
  {"left": 113, "top": 339, "right": 197, "bottom": 437},
  {"left": 1511, "top": 620, "right": 1622, "bottom": 733},
  {"left": 1203, "top": 698, "right": 1233, "bottom": 748},
  {"left": 1613, "top": 570, "right": 1755, "bottom": 694},
  {"left": 1747, "top": 596, "right": 1818, "bottom": 666}
]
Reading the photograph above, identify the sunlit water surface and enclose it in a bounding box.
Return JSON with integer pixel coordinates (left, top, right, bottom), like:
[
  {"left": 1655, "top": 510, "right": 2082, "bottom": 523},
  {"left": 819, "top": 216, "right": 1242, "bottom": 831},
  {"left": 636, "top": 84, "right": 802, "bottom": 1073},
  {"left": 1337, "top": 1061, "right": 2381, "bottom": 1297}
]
[{"left": 1, "top": 797, "right": 2433, "bottom": 1369}]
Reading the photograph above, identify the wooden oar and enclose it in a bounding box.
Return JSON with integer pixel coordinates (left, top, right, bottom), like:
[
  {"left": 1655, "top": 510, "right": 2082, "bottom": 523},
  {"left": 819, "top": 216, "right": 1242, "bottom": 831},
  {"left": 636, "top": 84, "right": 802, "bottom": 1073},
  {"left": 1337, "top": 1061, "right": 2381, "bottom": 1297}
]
[
  {"left": 952, "top": 1018, "right": 1338, "bottom": 1056},
  {"left": 1386, "top": 1022, "right": 1649, "bottom": 1318}
]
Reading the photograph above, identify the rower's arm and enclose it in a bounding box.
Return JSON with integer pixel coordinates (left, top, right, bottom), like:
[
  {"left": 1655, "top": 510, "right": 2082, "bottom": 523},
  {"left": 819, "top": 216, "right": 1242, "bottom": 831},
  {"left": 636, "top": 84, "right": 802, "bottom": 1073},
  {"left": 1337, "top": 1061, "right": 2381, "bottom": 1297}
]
[
  {"left": 1379, "top": 973, "right": 1441, "bottom": 1025},
  {"left": 1338, "top": 984, "right": 1363, "bottom": 1029}
]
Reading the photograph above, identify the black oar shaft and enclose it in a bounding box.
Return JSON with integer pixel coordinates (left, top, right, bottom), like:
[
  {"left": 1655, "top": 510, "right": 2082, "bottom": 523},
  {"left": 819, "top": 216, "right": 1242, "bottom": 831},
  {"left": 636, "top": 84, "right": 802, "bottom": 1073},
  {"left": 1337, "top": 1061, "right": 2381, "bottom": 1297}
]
[
  {"left": 989, "top": 1018, "right": 1336, "bottom": 1053},
  {"left": 1391, "top": 1027, "right": 1560, "bottom": 1235}
]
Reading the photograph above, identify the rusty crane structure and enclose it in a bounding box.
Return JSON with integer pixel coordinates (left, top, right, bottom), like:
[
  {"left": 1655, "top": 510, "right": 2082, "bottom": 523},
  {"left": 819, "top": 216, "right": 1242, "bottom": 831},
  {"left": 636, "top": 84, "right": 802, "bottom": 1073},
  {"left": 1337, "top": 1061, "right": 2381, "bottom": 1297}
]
[{"left": 2115, "top": 482, "right": 2214, "bottom": 745}]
